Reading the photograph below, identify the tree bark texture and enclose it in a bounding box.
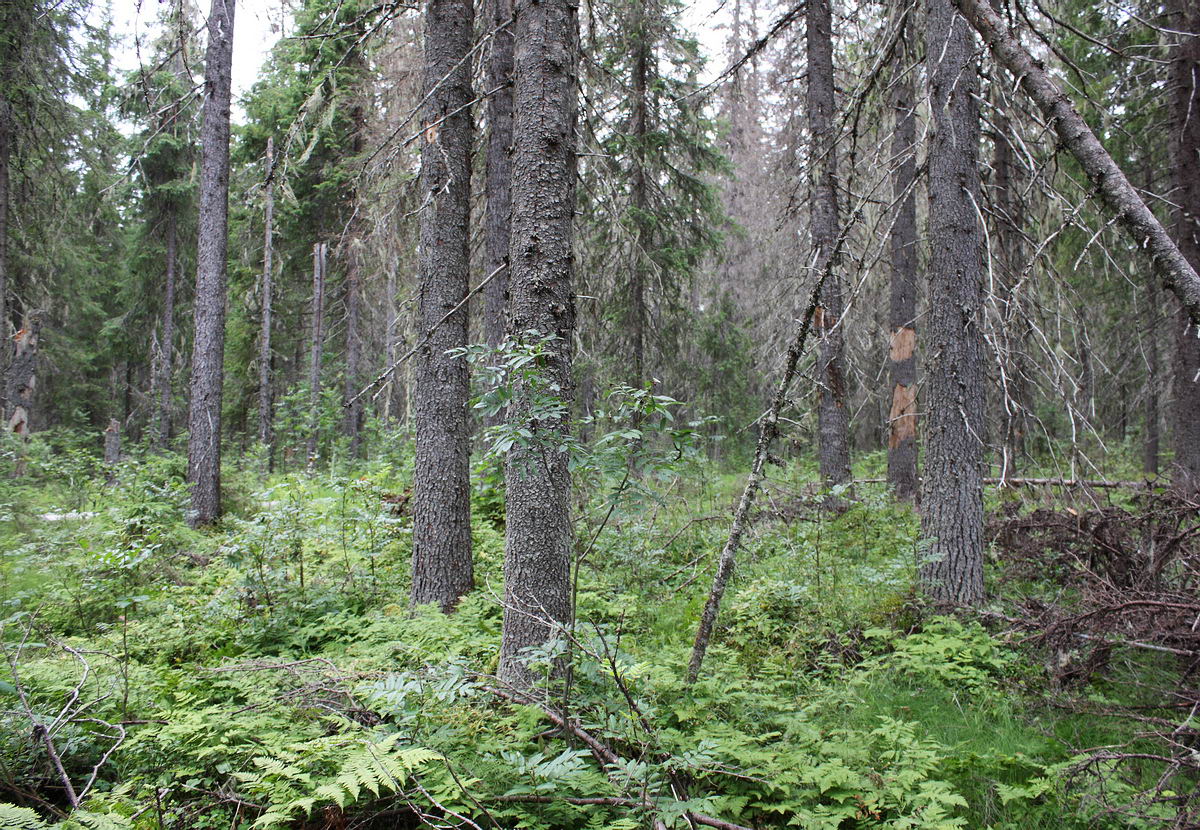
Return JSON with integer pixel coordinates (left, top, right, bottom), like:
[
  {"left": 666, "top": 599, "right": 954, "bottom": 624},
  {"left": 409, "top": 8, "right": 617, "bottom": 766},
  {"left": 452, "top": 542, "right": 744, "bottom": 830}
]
[
  {"left": 0, "top": 94, "right": 10, "bottom": 358},
  {"left": 104, "top": 418, "right": 121, "bottom": 466},
  {"left": 5, "top": 315, "right": 38, "bottom": 438},
  {"left": 497, "top": 0, "right": 579, "bottom": 690},
  {"left": 343, "top": 44, "right": 369, "bottom": 458},
  {"left": 954, "top": 0, "right": 1200, "bottom": 325},
  {"left": 258, "top": 137, "right": 275, "bottom": 454},
  {"left": 1144, "top": 269, "right": 1161, "bottom": 477},
  {"left": 154, "top": 212, "right": 178, "bottom": 449},
  {"left": 412, "top": 0, "right": 475, "bottom": 612},
  {"left": 306, "top": 242, "right": 327, "bottom": 467},
  {"left": 483, "top": 0, "right": 514, "bottom": 367},
  {"left": 919, "top": 0, "right": 986, "bottom": 606},
  {"left": 807, "top": 0, "right": 852, "bottom": 490},
  {"left": 628, "top": 4, "right": 650, "bottom": 388},
  {"left": 887, "top": 41, "right": 919, "bottom": 503},
  {"left": 1167, "top": 0, "right": 1200, "bottom": 497},
  {"left": 185, "top": 0, "right": 234, "bottom": 527}
]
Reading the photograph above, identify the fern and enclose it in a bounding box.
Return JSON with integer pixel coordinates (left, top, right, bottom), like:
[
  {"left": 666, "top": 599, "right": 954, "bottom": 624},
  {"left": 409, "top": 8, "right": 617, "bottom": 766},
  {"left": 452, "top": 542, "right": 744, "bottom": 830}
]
[
  {"left": 0, "top": 804, "right": 49, "bottom": 830},
  {"left": 246, "top": 734, "right": 441, "bottom": 827}
]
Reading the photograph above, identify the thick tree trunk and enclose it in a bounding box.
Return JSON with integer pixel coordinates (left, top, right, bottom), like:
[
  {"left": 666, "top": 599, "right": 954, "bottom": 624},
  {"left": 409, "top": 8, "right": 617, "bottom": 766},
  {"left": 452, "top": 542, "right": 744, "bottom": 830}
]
[
  {"left": 185, "top": 0, "right": 234, "bottom": 527},
  {"left": 887, "top": 40, "right": 919, "bottom": 503},
  {"left": 807, "top": 0, "right": 852, "bottom": 491},
  {"left": 306, "top": 242, "right": 327, "bottom": 467},
  {"left": 1168, "top": 0, "right": 1200, "bottom": 497},
  {"left": 412, "top": 0, "right": 474, "bottom": 612},
  {"left": 154, "top": 213, "right": 178, "bottom": 449},
  {"left": 497, "top": 0, "right": 579, "bottom": 690},
  {"left": 954, "top": 0, "right": 1200, "bottom": 324},
  {"left": 258, "top": 137, "right": 275, "bottom": 457},
  {"left": 919, "top": 0, "right": 986, "bottom": 606},
  {"left": 483, "top": 0, "right": 514, "bottom": 370}
]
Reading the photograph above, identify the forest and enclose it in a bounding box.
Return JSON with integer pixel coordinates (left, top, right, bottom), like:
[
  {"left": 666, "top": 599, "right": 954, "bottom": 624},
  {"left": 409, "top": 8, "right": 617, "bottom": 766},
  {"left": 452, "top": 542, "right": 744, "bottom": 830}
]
[{"left": 1, "top": 0, "right": 1199, "bottom": 826}]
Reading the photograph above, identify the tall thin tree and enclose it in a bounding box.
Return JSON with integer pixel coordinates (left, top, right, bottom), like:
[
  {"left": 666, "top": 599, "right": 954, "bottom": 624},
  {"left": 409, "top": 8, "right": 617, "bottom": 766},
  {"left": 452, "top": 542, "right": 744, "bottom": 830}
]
[
  {"left": 1167, "top": 0, "right": 1200, "bottom": 497},
  {"left": 807, "top": 0, "right": 852, "bottom": 492},
  {"left": 258, "top": 137, "right": 275, "bottom": 456},
  {"left": 411, "top": 0, "right": 475, "bottom": 612},
  {"left": 497, "top": 0, "right": 579, "bottom": 689},
  {"left": 185, "top": 0, "right": 235, "bottom": 527},
  {"left": 483, "top": 0, "right": 514, "bottom": 363},
  {"left": 886, "top": 27, "right": 919, "bottom": 503},
  {"left": 919, "top": 0, "right": 986, "bottom": 605}
]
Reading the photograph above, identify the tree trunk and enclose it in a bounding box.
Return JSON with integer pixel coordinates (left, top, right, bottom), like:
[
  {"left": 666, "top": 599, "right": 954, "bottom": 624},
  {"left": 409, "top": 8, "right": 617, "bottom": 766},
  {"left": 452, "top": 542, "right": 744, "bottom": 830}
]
[
  {"left": 412, "top": 0, "right": 475, "bottom": 613},
  {"left": 258, "top": 137, "right": 275, "bottom": 459},
  {"left": 1168, "top": 0, "right": 1200, "bottom": 497},
  {"left": 991, "top": 91, "right": 1028, "bottom": 479},
  {"left": 383, "top": 261, "right": 402, "bottom": 423},
  {"left": 343, "top": 248, "right": 363, "bottom": 457},
  {"left": 0, "top": 94, "right": 10, "bottom": 360},
  {"left": 103, "top": 418, "right": 121, "bottom": 466},
  {"left": 483, "top": 0, "right": 514, "bottom": 372},
  {"left": 498, "top": 0, "right": 579, "bottom": 690},
  {"left": 5, "top": 316, "right": 38, "bottom": 440},
  {"left": 807, "top": 0, "right": 852, "bottom": 492},
  {"left": 954, "top": 0, "right": 1200, "bottom": 324},
  {"left": 184, "top": 0, "right": 234, "bottom": 527},
  {"left": 154, "top": 212, "right": 178, "bottom": 449},
  {"left": 343, "top": 48, "right": 369, "bottom": 458},
  {"left": 919, "top": 0, "right": 986, "bottom": 606},
  {"left": 306, "top": 242, "right": 327, "bottom": 468},
  {"left": 628, "top": 5, "right": 650, "bottom": 388},
  {"left": 886, "top": 34, "right": 919, "bottom": 503},
  {"left": 1144, "top": 270, "right": 1161, "bottom": 477}
]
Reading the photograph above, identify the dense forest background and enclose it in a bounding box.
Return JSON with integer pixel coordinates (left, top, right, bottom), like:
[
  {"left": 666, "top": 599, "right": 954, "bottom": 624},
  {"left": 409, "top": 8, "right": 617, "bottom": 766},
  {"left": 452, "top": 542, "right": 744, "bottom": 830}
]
[{"left": 1, "top": 0, "right": 1200, "bottom": 826}]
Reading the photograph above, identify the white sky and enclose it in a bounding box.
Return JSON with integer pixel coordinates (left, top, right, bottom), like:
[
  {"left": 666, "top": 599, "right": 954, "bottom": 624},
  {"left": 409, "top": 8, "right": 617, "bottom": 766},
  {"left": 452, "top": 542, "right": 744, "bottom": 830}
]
[
  {"left": 101, "top": 0, "right": 288, "bottom": 118},
  {"left": 98, "top": 0, "right": 732, "bottom": 123}
]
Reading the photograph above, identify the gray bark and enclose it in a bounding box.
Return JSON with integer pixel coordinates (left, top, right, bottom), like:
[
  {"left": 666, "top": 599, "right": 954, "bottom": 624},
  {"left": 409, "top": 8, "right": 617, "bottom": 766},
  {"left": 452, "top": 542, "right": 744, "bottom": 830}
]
[
  {"left": 483, "top": 0, "right": 514, "bottom": 364},
  {"left": 919, "top": 0, "right": 986, "bottom": 606},
  {"left": 954, "top": 0, "right": 1200, "bottom": 324},
  {"left": 807, "top": 0, "right": 852, "bottom": 491},
  {"left": 343, "top": 245, "right": 363, "bottom": 457},
  {"left": 629, "top": 5, "right": 650, "bottom": 387},
  {"left": 383, "top": 261, "right": 403, "bottom": 423},
  {"left": 887, "top": 38, "right": 919, "bottom": 503},
  {"left": 258, "top": 137, "right": 275, "bottom": 455},
  {"left": 1168, "top": 0, "right": 1200, "bottom": 497},
  {"left": 185, "top": 0, "right": 234, "bottom": 527},
  {"left": 306, "top": 242, "right": 327, "bottom": 467},
  {"left": 412, "top": 0, "right": 474, "bottom": 612},
  {"left": 154, "top": 213, "right": 178, "bottom": 449},
  {"left": 103, "top": 418, "right": 121, "bottom": 466},
  {"left": 0, "top": 94, "right": 9, "bottom": 358},
  {"left": 497, "top": 0, "right": 579, "bottom": 690},
  {"left": 1144, "top": 270, "right": 1161, "bottom": 477}
]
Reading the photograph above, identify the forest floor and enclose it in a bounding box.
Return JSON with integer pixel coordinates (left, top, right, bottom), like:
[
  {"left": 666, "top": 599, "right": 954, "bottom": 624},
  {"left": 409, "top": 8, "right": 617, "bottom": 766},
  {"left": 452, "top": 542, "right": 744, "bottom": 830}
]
[{"left": 0, "top": 429, "right": 1196, "bottom": 829}]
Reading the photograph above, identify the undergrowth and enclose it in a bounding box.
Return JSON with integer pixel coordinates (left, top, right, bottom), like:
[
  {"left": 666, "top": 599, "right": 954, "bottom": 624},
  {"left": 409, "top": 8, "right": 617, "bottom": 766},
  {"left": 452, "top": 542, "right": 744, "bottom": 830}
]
[{"left": 0, "top": 429, "right": 1186, "bottom": 828}]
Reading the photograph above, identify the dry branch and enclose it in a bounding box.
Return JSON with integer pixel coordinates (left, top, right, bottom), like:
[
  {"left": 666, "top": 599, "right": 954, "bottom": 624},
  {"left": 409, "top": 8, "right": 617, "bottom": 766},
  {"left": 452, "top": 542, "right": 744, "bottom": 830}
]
[{"left": 954, "top": 0, "right": 1200, "bottom": 324}]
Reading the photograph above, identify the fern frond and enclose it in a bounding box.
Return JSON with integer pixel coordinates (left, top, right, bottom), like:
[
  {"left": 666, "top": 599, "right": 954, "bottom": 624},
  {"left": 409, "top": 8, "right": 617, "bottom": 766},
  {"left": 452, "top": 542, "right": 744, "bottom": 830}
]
[{"left": 0, "top": 804, "right": 49, "bottom": 830}]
